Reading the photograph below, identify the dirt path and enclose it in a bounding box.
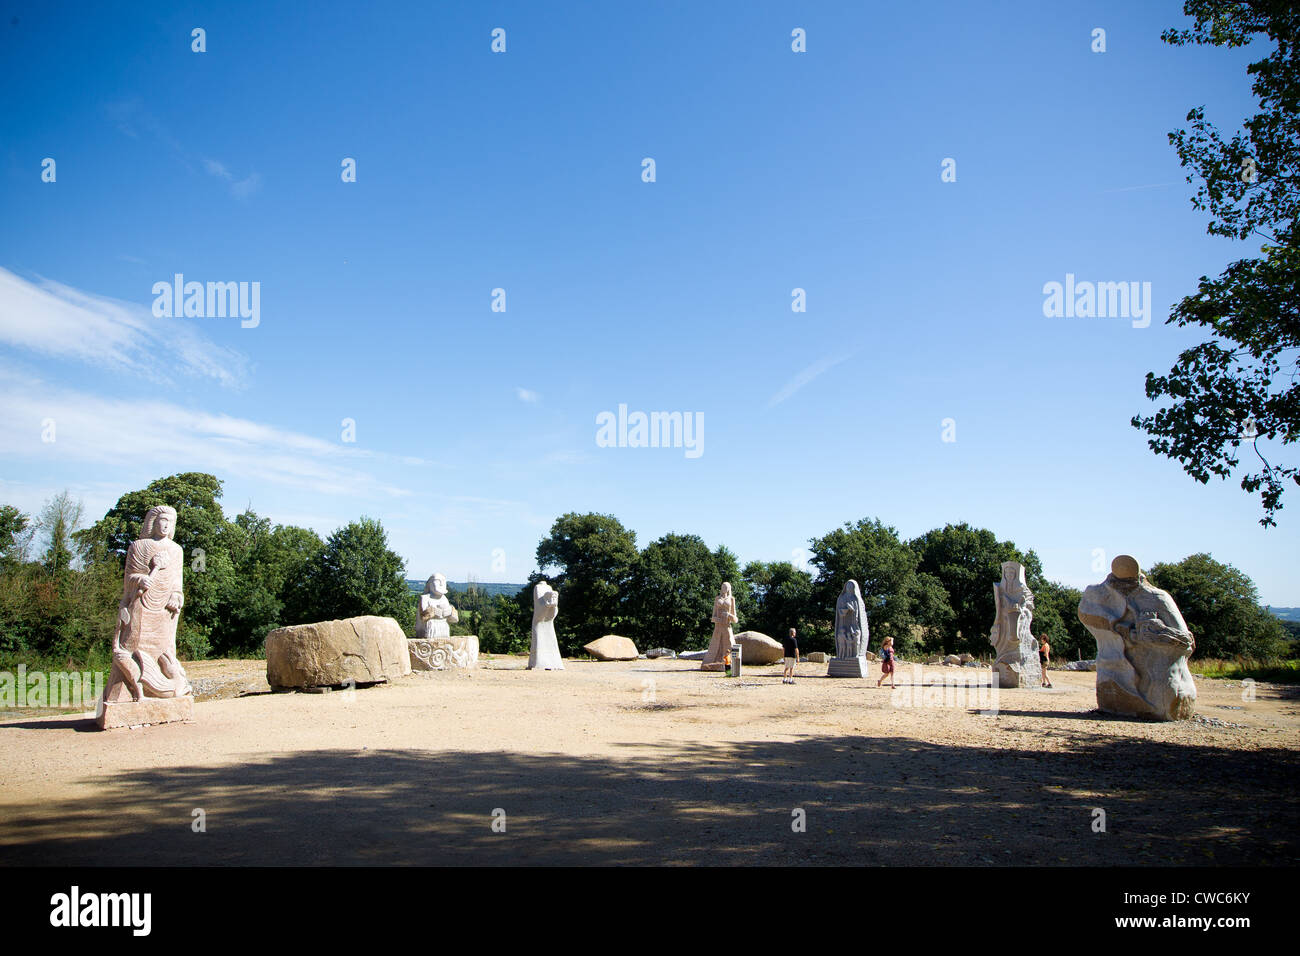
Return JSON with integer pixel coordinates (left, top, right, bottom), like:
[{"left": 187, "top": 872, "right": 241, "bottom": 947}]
[{"left": 1, "top": 658, "right": 1296, "bottom": 866}]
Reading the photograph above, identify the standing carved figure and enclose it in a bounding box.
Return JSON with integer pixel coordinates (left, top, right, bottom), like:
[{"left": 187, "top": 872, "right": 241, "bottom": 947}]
[
  {"left": 98, "top": 505, "right": 194, "bottom": 728},
  {"left": 701, "top": 582, "right": 738, "bottom": 671},
  {"left": 988, "top": 561, "right": 1041, "bottom": 688},
  {"left": 828, "top": 580, "right": 870, "bottom": 678},
  {"left": 528, "top": 580, "right": 564, "bottom": 670}
]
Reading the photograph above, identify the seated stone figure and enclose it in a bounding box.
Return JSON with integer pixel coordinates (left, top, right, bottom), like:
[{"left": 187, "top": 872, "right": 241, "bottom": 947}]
[
  {"left": 408, "top": 572, "right": 479, "bottom": 671},
  {"left": 416, "top": 573, "right": 459, "bottom": 640},
  {"left": 1078, "top": 555, "right": 1196, "bottom": 721}
]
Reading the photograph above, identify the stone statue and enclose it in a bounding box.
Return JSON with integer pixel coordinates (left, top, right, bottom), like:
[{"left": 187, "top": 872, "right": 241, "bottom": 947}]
[
  {"left": 98, "top": 505, "right": 193, "bottom": 729},
  {"left": 528, "top": 580, "right": 564, "bottom": 670},
  {"left": 701, "top": 582, "right": 738, "bottom": 672},
  {"left": 416, "top": 573, "right": 459, "bottom": 640},
  {"left": 408, "top": 572, "right": 479, "bottom": 671},
  {"left": 828, "top": 580, "right": 870, "bottom": 677},
  {"left": 1078, "top": 555, "right": 1196, "bottom": 721},
  {"left": 988, "top": 561, "right": 1041, "bottom": 688}
]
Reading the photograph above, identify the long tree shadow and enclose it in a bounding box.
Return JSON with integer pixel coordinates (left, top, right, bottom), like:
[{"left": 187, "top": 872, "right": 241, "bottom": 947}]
[{"left": 1, "top": 733, "right": 1295, "bottom": 866}]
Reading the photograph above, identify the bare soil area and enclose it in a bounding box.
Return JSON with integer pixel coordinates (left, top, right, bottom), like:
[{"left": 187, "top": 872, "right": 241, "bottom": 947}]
[{"left": 1, "top": 657, "right": 1296, "bottom": 866}]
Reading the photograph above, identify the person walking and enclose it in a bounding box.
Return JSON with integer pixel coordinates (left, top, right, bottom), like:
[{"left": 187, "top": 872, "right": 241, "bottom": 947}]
[
  {"left": 781, "top": 628, "right": 799, "bottom": 684},
  {"left": 1039, "top": 635, "right": 1053, "bottom": 688},
  {"left": 876, "top": 636, "right": 896, "bottom": 688}
]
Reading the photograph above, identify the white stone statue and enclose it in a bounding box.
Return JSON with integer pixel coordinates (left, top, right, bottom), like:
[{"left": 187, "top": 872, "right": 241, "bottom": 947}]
[
  {"left": 828, "top": 580, "right": 870, "bottom": 678},
  {"left": 99, "top": 505, "right": 193, "bottom": 729},
  {"left": 416, "top": 573, "right": 459, "bottom": 640},
  {"left": 528, "top": 580, "right": 564, "bottom": 670},
  {"left": 1078, "top": 555, "right": 1196, "bottom": 721},
  {"left": 408, "top": 572, "right": 478, "bottom": 671},
  {"left": 701, "top": 582, "right": 738, "bottom": 671},
  {"left": 988, "top": 561, "right": 1041, "bottom": 688}
]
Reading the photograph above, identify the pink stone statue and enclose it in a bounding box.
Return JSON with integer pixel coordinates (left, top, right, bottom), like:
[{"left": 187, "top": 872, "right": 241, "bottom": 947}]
[
  {"left": 105, "top": 505, "right": 192, "bottom": 703},
  {"left": 701, "top": 582, "right": 738, "bottom": 671}
]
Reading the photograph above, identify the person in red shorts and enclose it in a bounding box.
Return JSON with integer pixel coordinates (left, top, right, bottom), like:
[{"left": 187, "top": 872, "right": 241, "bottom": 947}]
[{"left": 876, "top": 636, "right": 896, "bottom": 688}]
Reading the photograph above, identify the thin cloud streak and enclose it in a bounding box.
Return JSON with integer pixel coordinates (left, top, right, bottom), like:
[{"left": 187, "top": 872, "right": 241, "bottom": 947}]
[
  {"left": 0, "top": 369, "right": 412, "bottom": 500},
  {"left": 0, "top": 267, "right": 249, "bottom": 388},
  {"left": 767, "top": 353, "right": 853, "bottom": 407}
]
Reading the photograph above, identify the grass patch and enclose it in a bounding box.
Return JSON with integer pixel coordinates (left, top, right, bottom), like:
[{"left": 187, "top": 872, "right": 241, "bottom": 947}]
[{"left": 1189, "top": 657, "right": 1300, "bottom": 683}]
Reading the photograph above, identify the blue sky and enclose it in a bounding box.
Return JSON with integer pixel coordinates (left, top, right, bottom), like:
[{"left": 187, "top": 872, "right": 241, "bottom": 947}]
[{"left": 2, "top": 1, "right": 1296, "bottom": 605}]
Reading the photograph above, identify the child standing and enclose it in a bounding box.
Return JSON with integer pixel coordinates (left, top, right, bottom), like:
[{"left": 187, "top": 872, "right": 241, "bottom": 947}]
[
  {"left": 876, "top": 636, "right": 896, "bottom": 688},
  {"left": 781, "top": 628, "right": 799, "bottom": 684}
]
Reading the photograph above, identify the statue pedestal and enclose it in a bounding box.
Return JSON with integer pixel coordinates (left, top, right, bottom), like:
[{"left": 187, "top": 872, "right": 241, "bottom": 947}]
[
  {"left": 827, "top": 657, "right": 868, "bottom": 678},
  {"left": 993, "top": 657, "right": 1042, "bottom": 689},
  {"left": 409, "top": 636, "right": 479, "bottom": 671},
  {"left": 96, "top": 694, "right": 193, "bottom": 730},
  {"left": 700, "top": 662, "right": 726, "bottom": 672}
]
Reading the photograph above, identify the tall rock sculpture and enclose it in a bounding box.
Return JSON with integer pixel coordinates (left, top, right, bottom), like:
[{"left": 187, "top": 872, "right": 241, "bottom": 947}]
[
  {"left": 528, "top": 580, "right": 564, "bottom": 670},
  {"left": 988, "top": 561, "right": 1041, "bottom": 688},
  {"left": 828, "top": 580, "right": 870, "bottom": 678},
  {"left": 98, "top": 505, "right": 194, "bottom": 729},
  {"left": 1078, "top": 555, "right": 1197, "bottom": 721},
  {"left": 701, "top": 582, "right": 738, "bottom": 672}
]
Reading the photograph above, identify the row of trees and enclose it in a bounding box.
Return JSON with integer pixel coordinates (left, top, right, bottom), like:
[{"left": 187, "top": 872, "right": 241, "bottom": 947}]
[
  {"left": 495, "top": 513, "right": 1293, "bottom": 662},
  {"left": 1, "top": 476, "right": 1292, "bottom": 666},
  {"left": 0, "top": 473, "right": 414, "bottom": 666}
]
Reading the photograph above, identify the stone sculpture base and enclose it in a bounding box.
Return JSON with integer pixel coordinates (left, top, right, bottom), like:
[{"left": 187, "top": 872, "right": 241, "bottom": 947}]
[
  {"left": 96, "top": 694, "right": 193, "bottom": 730},
  {"left": 1095, "top": 654, "right": 1197, "bottom": 721},
  {"left": 408, "top": 635, "right": 479, "bottom": 671},
  {"left": 700, "top": 662, "right": 726, "bottom": 672},
  {"left": 993, "top": 658, "right": 1042, "bottom": 689},
  {"left": 827, "top": 658, "right": 868, "bottom": 678}
]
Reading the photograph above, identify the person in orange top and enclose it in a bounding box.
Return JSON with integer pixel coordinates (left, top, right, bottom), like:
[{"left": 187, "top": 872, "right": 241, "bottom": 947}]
[{"left": 1039, "top": 635, "right": 1053, "bottom": 688}]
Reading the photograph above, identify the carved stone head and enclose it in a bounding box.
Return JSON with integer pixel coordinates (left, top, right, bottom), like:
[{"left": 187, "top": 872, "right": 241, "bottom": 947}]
[
  {"left": 425, "top": 573, "right": 448, "bottom": 598},
  {"left": 142, "top": 505, "right": 177, "bottom": 541},
  {"left": 1110, "top": 555, "right": 1143, "bottom": 592}
]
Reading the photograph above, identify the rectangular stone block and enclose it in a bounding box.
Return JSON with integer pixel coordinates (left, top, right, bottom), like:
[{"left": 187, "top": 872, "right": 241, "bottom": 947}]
[
  {"left": 408, "top": 635, "right": 479, "bottom": 671},
  {"left": 96, "top": 694, "right": 193, "bottom": 730},
  {"left": 827, "top": 658, "right": 868, "bottom": 678}
]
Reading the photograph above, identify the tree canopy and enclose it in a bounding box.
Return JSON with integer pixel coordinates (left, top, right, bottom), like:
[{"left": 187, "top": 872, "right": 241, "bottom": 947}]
[{"left": 1133, "top": 1, "right": 1299, "bottom": 526}]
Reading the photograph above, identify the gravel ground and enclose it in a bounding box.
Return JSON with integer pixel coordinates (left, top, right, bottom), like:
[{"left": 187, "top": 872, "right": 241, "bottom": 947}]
[{"left": 0, "top": 656, "right": 1295, "bottom": 866}]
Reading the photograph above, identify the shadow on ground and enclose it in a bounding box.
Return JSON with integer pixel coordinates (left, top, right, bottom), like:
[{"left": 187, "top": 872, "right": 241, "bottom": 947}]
[{"left": 2, "top": 733, "right": 1295, "bottom": 866}]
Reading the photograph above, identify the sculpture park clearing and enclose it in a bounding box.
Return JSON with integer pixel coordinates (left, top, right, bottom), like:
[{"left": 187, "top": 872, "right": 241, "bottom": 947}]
[{"left": 1, "top": 658, "right": 1296, "bottom": 866}]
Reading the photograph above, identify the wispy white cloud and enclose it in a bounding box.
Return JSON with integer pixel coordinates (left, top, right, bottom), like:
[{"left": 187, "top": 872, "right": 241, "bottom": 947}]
[
  {"left": 0, "top": 367, "right": 411, "bottom": 500},
  {"left": 204, "top": 158, "right": 261, "bottom": 198},
  {"left": 515, "top": 387, "right": 540, "bottom": 403},
  {"left": 105, "top": 100, "right": 260, "bottom": 199},
  {"left": 0, "top": 267, "right": 249, "bottom": 388},
  {"left": 767, "top": 352, "right": 853, "bottom": 407}
]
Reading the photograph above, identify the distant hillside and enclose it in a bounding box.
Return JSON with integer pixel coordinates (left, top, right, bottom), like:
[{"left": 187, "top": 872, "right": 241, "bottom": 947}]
[
  {"left": 406, "top": 579, "right": 523, "bottom": 598},
  {"left": 1270, "top": 607, "right": 1300, "bottom": 622}
]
